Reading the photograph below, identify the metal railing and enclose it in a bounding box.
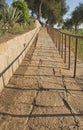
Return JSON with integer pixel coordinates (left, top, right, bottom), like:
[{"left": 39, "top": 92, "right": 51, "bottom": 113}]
[
  {"left": 0, "top": 29, "right": 39, "bottom": 87},
  {"left": 47, "top": 26, "right": 83, "bottom": 78}
]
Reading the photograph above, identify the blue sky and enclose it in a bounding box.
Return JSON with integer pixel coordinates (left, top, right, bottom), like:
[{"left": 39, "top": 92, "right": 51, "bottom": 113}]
[
  {"left": 64, "top": 0, "right": 83, "bottom": 19},
  {"left": 6, "top": 0, "right": 12, "bottom": 5},
  {"left": 6, "top": 0, "right": 83, "bottom": 19}
]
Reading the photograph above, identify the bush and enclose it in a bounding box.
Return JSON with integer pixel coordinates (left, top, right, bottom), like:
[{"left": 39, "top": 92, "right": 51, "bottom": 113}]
[
  {"left": 0, "top": 26, "right": 8, "bottom": 36},
  {"left": 12, "top": 0, "right": 29, "bottom": 23},
  {"left": 0, "top": 6, "right": 24, "bottom": 28},
  {"left": 9, "top": 23, "right": 24, "bottom": 34},
  {"left": 27, "top": 17, "right": 35, "bottom": 29},
  {"left": 8, "top": 18, "right": 35, "bottom": 34}
]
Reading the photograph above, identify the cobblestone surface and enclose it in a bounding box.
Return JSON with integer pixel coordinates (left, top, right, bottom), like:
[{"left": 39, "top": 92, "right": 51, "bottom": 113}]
[{"left": 0, "top": 28, "right": 83, "bottom": 130}]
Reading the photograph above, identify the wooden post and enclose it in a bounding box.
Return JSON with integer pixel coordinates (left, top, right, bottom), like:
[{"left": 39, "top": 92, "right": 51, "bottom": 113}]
[
  {"left": 74, "top": 38, "right": 78, "bottom": 78},
  {"left": 64, "top": 34, "right": 66, "bottom": 63},
  {"left": 68, "top": 36, "right": 71, "bottom": 69}
]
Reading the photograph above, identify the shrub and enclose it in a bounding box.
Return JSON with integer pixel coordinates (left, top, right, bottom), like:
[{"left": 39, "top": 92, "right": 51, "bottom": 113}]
[
  {"left": 9, "top": 23, "right": 24, "bottom": 34},
  {"left": 0, "top": 6, "right": 23, "bottom": 28},
  {"left": 12, "top": 0, "right": 29, "bottom": 23}
]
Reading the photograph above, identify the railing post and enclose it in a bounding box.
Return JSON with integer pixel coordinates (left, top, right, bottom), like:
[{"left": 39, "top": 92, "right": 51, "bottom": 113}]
[
  {"left": 2, "top": 75, "right": 5, "bottom": 87},
  {"left": 61, "top": 33, "right": 63, "bottom": 58},
  {"left": 53, "top": 29, "right": 55, "bottom": 44},
  {"left": 47, "top": 26, "right": 83, "bottom": 78},
  {"left": 68, "top": 36, "right": 71, "bottom": 69},
  {"left": 64, "top": 34, "right": 66, "bottom": 63},
  {"left": 74, "top": 38, "right": 78, "bottom": 78},
  {"left": 58, "top": 32, "right": 60, "bottom": 52},
  {"left": 59, "top": 32, "right": 61, "bottom": 54},
  {"left": 56, "top": 31, "right": 58, "bottom": 48}
]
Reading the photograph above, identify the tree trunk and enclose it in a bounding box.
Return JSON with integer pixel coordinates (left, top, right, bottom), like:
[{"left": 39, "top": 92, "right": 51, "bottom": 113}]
[
  {"left": 75, "top": 24, "right": 78, "bottom": 33},
  {"left": 31, "top": 9, "right": 34, "bottom": 17},
  {"left": 38, "top": 0, "right": 43, "bottom": 22}
]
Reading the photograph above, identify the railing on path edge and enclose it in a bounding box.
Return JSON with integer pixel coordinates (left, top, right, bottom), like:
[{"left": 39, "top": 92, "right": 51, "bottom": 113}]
[
  {"left": 47, "top": 26, "right": 83, "bottom": 78},
  {"left": 0, "top": 29, "right": 39, "bottom": 87}
]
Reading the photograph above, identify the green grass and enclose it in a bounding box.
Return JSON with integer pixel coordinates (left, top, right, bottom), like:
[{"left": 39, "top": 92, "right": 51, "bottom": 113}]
[
  {"left": 0, "top": 17, "right": 35, "bottom": 36},
  {"left": 62, "top": 29, "right": 83, "bottom": 60},
  {"left": 78, "top": 39, "right": 83, "bottom": 60},
  {"left": 9, "top": 18, "right": 35, "bottom": 34},
  {"left": 70, "top": 29, "right": 83, "bottom": 36},
  {"left": 70, "top": 29, "right": 83, "bottom": 60}
]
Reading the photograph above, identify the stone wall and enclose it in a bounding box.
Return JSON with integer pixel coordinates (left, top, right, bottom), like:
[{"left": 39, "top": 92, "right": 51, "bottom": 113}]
[{"left": 0, "top": 20, "right": 41, "bottom": 92}]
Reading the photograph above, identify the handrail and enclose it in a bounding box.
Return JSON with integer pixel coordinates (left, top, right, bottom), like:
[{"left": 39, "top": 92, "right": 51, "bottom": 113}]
[
  {"left": 47, "top": 25, "right": 83, "bottom": 78},
  {"left": 54, "top": 27, "right": 83, "bottom": 39},
  {"left": 0, "top": 28, "right": 39, "bottom": 78}
]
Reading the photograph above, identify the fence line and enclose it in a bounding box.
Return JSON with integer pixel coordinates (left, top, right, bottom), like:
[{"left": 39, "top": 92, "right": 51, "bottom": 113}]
[{"left": 47, "top": 26, "right": 83, "bottom": 78}]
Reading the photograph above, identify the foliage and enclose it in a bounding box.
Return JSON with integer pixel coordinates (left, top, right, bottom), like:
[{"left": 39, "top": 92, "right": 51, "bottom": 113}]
[
  {"left": 27, "top": 17, "right": 35, "bottom": 29},
  {"left": 0, "top": 0, "right": 7, "bottom": 20},
  {"left": 0, "top": 0, "right": 6, "bottom": 6},
  {"left": 25, "top": 0, "right": 35, "bottom": 16},
  {"left": 9, "top": 23, "right": 24, "bottom": 34},
  {"left": 63, "top": 3, "right": 83, "bottom": 32},
  {"left": 71, "top": 3, "right": 83, "bottom": 32},
  {"left": 12, "top": 0, "right": 29, "bottom": 23},
  {"left": 0, "top": 0, "right": 35, "bottom": 37},
  {"left": 0, "top": 6, "right": 23, "bottom": 28},
  {"left": 0, "top": 28, "right": 6, "bottom": 36},
  {"left": 63, "top": 18, "right": 73, "bottom": 30},
  {"left": 25, "top": 0, "right": 68, "bottom": 26}
]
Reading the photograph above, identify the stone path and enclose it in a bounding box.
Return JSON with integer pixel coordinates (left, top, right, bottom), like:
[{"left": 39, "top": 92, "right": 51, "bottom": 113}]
[{"left": 0, "top": 28, "right": 83, "bottom": 130}]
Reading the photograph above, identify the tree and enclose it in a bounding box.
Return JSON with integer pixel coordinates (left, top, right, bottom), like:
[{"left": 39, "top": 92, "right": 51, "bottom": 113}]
[
  {"left": 25, "top": 0, "right": 68, "bottom": 25},
  {"left": 25, "top": 0, "right": 35, "bottom": 16},
  {"left": 63, "top": 18, "right": 73, "bottom": 29},
  {"left": 12, "top": 0, "right": 29, "bottom": 23},
  {"left": 63, "top": 3, "right": 83, "bottom": 32},
  {"left": 71, "top": 3, "right": 83, "bottom": 32},
  {"left": 42, "top": 0, "right": 68, "bottom": 26}
]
